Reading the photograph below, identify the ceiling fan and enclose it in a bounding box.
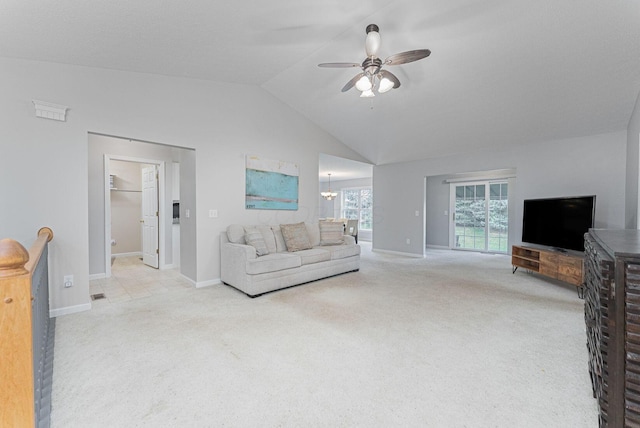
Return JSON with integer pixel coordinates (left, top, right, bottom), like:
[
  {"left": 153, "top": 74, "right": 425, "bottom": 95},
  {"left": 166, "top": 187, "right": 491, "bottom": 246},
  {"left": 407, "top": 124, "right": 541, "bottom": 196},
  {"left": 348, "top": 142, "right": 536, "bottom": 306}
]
[{"left": 318, "top": 24, "right": 431, "bottom": 97}]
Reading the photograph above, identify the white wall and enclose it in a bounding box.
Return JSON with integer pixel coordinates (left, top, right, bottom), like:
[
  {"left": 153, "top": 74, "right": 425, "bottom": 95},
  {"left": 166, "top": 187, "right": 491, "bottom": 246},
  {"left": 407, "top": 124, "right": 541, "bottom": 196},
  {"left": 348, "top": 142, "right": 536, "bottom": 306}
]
[
  {"left": 424, "top": 174, "right": 451, "bottom": 247},
  {"left": 374, "top": 131, "right": 627, "bottom": 255},
  {"left": 178, "top": 149, "right": 197, "bottom": 282},
  {"left": 626, "top": 91, "right": 640, "bottom": 228},
  {"left": 109, "top": 160, "right": 145, "bottom": 255},
  {"left": 0, "top": 57, "right": 367, "bottom": 315}
]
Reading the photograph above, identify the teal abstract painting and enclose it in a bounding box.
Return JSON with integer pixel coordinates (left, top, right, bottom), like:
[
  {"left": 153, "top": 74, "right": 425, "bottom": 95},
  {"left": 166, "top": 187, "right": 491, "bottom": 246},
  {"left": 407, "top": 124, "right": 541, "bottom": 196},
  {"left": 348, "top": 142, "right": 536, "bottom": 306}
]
[{"left": 245, "top": 156, "right": 299, "bottom": 210}]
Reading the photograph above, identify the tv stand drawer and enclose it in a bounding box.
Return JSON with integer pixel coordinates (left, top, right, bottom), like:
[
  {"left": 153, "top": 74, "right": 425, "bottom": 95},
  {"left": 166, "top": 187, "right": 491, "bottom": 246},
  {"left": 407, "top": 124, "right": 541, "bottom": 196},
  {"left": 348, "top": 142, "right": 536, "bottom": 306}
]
[
  {"left": 540, "top": 252, "right": 558, "bottom": 265},
  {"left": 540, "top": 265, "right": 558, "bottom": 278},
  {"left": 512, "top": 245, "right": 584, "bottom": 288}
]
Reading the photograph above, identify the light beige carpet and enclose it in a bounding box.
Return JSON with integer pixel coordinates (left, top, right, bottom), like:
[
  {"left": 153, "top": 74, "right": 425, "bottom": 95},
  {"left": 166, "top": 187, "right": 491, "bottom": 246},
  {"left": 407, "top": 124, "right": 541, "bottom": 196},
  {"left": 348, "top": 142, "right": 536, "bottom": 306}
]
[{"left": 51, "top": 245, "right": 597, "bottom": 427}]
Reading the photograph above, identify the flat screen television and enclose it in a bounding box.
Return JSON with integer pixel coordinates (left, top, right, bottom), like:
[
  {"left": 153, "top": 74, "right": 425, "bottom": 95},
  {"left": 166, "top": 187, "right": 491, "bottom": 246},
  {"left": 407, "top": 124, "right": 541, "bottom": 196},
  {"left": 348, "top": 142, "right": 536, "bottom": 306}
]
[{"left": 522, "top": 195, "right": 595, "bottom": 252}]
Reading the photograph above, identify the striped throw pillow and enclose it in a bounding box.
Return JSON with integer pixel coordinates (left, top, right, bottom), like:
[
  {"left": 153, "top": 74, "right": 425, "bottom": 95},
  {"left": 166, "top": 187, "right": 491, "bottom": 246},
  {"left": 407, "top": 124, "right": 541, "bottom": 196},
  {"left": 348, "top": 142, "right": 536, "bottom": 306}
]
[
  {"left": 245, "top": 228, "right": 270, "bottom": 256},
  {"left": 319, "top": 221, "right": 344, "bottom": 245}
]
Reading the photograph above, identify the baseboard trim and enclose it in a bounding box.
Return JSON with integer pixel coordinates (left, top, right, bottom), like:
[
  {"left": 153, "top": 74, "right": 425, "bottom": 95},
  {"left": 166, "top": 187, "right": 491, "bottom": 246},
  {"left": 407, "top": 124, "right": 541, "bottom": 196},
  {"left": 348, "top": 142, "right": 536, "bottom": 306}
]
[
  {"left": 50, "top": 303, "right": 91, "bottom": 318},
  {"left": 196, "top": 278, "right": 222, "bottom": 288},
  {"left": 181, "top": 274, "right": 196, "bottom": 287},
  {"left": 178, "top": 274, "right": 221, "bottom": 288},
  {"left": 372, "top": 248, "right": 424, "bottom": 258},
  {"left": 89, "top": 273, "right": 106, "bottom": 280},
  {"left": 112, "top": 251, "right": 142, "bottom": 258},
  {"left": 426, "top": 245, "right": 450, "bottom": 250},
  {"left": 161, "top": 263, "right": 174, "bottom": 270}
]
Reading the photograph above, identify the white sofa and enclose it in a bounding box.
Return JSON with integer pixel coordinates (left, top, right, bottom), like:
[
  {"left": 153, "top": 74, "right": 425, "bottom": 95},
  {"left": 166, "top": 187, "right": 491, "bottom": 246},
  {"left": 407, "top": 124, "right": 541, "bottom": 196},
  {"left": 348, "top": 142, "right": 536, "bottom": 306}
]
[{"left": 220, "top": 222, "right": 360, "bottom": 297}]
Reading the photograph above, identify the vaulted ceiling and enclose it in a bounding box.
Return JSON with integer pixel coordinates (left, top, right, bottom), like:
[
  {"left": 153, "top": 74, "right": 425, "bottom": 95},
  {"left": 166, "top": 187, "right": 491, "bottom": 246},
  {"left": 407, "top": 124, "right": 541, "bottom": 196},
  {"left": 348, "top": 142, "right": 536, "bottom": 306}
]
[{"left": 2, "top": 0, "right": 639, "bottom": 165}]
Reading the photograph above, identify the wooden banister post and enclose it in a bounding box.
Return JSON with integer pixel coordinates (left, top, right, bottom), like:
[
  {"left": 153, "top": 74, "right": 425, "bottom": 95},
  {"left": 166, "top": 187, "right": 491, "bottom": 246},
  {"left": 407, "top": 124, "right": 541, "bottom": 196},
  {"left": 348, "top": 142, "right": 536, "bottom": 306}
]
[
  {"left": 0, "top": 239, "right": 29, "bottom": 277},
  {"left": 0, "top": 237, "right": 36, "bottom": 427}
]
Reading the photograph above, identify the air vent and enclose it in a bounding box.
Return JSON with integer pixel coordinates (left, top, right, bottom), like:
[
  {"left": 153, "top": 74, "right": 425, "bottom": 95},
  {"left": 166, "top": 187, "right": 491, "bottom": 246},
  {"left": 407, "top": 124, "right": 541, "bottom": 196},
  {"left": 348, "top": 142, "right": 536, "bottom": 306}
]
[{"left": 91, "top": 293, "right": 106, "bottom": 301}]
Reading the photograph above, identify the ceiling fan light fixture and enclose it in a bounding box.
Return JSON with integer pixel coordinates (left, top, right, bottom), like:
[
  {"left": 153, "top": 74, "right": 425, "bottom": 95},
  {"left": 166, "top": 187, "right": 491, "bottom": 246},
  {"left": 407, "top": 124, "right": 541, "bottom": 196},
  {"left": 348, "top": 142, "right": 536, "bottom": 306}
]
[
  {"left": 360, "top": 89, "right": 375, "bottom": 98},
  {"left": 355, "top": 75, "right": 372, "bottom": 92},
  {"left": 378, "top": 77, "right": 395, "bottom": 93}
]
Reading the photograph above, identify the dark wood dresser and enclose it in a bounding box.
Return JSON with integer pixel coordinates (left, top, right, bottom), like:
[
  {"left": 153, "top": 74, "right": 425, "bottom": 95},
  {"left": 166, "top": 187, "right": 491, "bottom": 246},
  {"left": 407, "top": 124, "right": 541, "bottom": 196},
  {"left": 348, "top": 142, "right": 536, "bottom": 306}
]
[{"left": 584, "top": 229, "right": 640, "bottom": 427}]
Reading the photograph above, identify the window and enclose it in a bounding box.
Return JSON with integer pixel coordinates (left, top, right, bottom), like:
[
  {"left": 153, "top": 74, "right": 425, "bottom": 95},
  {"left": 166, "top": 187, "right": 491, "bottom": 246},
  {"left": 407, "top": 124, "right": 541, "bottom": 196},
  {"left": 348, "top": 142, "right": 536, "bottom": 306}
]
[{"left": 341, "top": 187, "right": 372, "bottom": 230}]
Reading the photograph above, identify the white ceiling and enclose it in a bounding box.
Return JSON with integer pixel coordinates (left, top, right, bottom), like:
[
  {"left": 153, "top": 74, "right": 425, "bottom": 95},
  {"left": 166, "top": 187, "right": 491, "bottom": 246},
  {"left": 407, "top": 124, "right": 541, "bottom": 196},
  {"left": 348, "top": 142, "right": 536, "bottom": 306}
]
[
  {"left": 2, "top": 0, "right": 639, "bottom": 166},
  {"left": 319, "top": 154, "right": 373, "bottom": 182}
]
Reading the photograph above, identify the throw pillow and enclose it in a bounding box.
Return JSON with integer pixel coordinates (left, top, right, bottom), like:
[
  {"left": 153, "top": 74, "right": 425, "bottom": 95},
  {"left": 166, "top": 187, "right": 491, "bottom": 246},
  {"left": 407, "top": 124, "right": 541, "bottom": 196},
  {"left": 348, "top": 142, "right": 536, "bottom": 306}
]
[
  {"left": 227, "top": 224, "right": 246, "bottom": 244},
  {"left": 280, "top": 222, "right": 312, "bottom": 252},
  {"left": 319, "top": 221, "right": 345, "bottom": 245},
  {"left": 257, "top": 225, "right": 277, "bottom": 254},
  {"left": 306, "top": 222, "right": 321, "bottom": 247},
  {"left": 245, "top": 228, "right": 270, "bottom": 256},
  {"left": 271, "top": 226, "right": 287, "bottom": 252}
]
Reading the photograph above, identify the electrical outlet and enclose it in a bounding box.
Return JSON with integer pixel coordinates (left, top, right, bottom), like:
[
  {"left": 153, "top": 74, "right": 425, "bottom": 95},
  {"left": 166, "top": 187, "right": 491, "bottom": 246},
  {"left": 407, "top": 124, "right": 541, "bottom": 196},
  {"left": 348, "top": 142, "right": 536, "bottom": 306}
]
[
  {"left": 209, "top": 209, "right": 218, "bottom": 218},
  {"left": 64, "top": 275, "right": 74, "bottom": 288},
  {"left": 406, "top": 238, "right": 411, "bottom": 245},
  {"left": 185, "top": 209, "right": 190, "bottom": 218}
]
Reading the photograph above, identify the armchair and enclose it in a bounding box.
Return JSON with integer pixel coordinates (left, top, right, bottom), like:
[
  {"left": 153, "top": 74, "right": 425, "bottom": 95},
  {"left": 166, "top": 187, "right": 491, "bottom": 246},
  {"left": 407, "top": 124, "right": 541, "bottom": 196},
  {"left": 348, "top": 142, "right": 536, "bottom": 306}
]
[{"left": 346, "top": 219, "right": 359, "bottom": 244}]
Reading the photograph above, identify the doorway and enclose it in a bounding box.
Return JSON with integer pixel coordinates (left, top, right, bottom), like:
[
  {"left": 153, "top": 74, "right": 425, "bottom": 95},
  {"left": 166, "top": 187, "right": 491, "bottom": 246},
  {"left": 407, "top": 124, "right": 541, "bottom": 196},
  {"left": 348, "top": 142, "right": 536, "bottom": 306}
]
[
  {"left": 449, "top": 181, "right": 509, "bottom": 253},
  {"left": 88, "top": 133, "right": 195, "bottom": 283},
  {"left": 104, "top": 155, "right": 166, "bottom": 278},
  {"left": 318, "top": 153, "right": 374, "bottom": 242}
]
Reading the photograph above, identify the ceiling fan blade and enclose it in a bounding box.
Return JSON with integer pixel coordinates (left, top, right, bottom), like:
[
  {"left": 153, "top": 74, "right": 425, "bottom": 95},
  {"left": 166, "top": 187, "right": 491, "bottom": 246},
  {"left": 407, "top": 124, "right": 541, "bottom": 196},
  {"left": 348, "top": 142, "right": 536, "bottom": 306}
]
[
  {"left": 384, "top": 49, "right": 431, "bottom": 66},
  {"left": 379, "top": 69, "right": 401, "bottom": 89},
  {"left": 341, "top": 73, "right": 365, "bottom": 92},
  {"left": 318, "top": 62, "right": 361, "bottom": 68}
]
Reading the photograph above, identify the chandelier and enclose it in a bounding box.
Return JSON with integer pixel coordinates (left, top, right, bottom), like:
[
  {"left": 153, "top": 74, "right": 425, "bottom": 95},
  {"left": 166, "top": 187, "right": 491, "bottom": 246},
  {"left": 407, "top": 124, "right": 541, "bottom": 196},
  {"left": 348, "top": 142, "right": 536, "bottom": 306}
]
[{"left": 321, "top": 173, "right": 338, "bottom": 200}]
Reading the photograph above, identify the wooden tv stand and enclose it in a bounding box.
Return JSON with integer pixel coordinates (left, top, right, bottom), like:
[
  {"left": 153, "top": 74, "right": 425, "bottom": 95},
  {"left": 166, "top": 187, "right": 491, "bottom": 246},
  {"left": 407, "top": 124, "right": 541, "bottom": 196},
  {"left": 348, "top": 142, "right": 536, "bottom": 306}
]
[{"left": 511, "top": 245, "right": 584, "bottom": 288}]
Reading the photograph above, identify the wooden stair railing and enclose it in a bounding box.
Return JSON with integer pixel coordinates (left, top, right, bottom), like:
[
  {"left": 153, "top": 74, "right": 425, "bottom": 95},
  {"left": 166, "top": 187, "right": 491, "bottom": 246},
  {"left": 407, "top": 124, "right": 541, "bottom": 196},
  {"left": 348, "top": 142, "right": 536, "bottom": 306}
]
[{"left": 0, "top": 227, "right": 55, "bottom": 428}]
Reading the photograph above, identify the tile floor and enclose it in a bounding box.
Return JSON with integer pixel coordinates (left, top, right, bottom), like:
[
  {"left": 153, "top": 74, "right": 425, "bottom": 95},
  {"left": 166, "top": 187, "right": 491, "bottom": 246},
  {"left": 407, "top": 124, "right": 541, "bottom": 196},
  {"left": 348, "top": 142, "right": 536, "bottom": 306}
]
[{"left": 89, "top": 256, "right": 192, "bottom": 305}]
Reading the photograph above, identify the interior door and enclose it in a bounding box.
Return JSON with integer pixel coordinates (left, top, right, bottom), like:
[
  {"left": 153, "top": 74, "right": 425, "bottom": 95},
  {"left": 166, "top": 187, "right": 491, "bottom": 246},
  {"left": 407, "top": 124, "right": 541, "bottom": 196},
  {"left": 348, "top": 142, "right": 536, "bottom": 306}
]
[{"left": 142, "top": 165, "right": 159, "bottom": 268}]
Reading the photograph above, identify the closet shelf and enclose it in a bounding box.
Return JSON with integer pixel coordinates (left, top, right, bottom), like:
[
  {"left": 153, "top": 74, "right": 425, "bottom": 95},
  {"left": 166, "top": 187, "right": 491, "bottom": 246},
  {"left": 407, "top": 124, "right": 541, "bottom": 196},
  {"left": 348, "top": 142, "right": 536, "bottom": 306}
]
[{"left": 110, "top": 189, "right": 142, "bottom": 193}]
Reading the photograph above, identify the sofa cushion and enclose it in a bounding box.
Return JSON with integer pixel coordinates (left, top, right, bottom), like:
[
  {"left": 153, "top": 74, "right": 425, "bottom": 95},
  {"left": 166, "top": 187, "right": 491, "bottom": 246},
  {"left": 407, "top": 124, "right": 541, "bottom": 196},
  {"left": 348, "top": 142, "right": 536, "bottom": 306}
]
[
  {"left": 245, "top": 228, "right": 270, "bottom": 256},
  {"left": 319, "top": 221, "right": 345, "bottom": 245},
  {"left": 227, "top": 224, "right": 246, "bottom": 244},
  {"left": 306, "top": 222, "right": 321, "bottom": 247},
  {"left": 320, "top": 244, "right": 361, "bottom": 260},
  {"left": 280, "top": 222, "right": 312, "bottom": 252},
  {"left": 246, "top": 253, "right": 301, "bottom": 275},
  {"left": 257, "top": 225, "right": 277, "bottom": 254},
  {"left": 295, "top": 248, "right": 331, "bottom": 265},
  {"left": 272, "top": 226, "right": 288, "bottom": 253}
]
